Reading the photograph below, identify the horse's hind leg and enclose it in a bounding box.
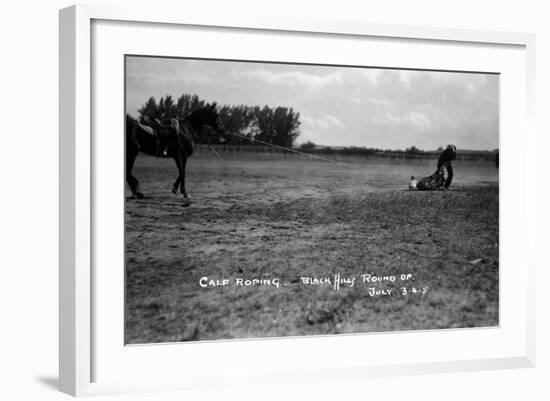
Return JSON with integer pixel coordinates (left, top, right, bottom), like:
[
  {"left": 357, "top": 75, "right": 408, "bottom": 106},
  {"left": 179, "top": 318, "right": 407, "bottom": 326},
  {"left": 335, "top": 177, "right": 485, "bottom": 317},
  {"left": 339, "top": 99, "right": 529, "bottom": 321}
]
[
  {"left": 127, "top": 173, "right": 143, "bottom": 198},
  {"left": 172, "top": 176, "right": 179, "bottom": 195},
  {"left": 126, "top": 151, "right": 144, "bottom": 198}
]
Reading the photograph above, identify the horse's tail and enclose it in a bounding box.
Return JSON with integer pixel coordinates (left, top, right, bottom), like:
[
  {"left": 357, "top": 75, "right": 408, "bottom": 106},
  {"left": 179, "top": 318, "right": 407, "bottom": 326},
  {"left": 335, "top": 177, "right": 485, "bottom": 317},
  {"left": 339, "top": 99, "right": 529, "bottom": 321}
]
[{"left": 126, "top": 117, "right": 140, "bottom": 154}]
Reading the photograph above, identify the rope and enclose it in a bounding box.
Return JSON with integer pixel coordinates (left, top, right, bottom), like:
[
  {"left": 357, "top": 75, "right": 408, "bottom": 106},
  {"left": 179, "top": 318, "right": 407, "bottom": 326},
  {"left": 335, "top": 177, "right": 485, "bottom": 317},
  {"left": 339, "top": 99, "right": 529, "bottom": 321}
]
[
  {"left": 225, "top": 132, "right": 371, "bottom": 172},
  {"left": 208, "top": 144, "right": 225, "bottom": 161}
]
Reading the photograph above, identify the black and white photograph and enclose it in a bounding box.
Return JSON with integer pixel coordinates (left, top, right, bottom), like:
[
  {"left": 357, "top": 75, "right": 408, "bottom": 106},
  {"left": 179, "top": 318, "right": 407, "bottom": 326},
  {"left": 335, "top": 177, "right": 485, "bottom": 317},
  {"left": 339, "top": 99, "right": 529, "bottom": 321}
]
[
  {"left": 5, "top": 0, "right": 549, "bottom": 399},
  {"left": 124, "top": 56, "right": 499, "bottom": 344}
]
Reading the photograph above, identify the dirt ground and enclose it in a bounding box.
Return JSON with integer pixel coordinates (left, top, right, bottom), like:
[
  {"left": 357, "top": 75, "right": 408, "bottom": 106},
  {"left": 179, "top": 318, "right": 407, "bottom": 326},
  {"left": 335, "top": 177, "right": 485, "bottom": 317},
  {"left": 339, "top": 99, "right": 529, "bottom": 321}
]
[{"left": 125, "top": 154, "right": 499, "bottom": 344}]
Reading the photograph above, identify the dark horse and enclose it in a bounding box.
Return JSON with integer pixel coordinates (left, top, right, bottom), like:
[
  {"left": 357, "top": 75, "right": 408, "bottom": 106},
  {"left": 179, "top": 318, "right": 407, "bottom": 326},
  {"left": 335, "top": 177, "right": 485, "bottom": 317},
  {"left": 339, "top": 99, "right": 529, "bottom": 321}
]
[{"left": 126, "top": 104, "right": 226, "bottom": 205}]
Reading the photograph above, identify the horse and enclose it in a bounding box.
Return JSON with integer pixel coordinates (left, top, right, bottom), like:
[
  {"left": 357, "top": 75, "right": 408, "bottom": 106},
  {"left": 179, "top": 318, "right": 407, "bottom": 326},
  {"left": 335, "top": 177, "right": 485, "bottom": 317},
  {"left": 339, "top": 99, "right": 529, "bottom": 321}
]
[{"left": 126, "top": 104, "right": 226, "bottom": 205}]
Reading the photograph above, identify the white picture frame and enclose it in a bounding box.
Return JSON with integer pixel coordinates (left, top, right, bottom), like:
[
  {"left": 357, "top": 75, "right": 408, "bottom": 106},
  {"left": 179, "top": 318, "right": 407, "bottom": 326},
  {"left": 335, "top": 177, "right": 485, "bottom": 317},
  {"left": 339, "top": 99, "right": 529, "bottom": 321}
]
[{"left": 59, "top": 3, "right": 536, "bottom": 397}]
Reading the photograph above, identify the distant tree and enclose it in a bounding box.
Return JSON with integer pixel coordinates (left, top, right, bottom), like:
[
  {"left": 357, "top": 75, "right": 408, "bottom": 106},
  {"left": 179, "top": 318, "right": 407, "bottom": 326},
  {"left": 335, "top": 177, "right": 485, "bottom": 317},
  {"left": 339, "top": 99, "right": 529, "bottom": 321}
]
[
  {"left": 137, "top": 97, "right": 160, "bottom": 121},
  {"left": 176, "top": 94, "right": 206, "bottom": 117},
  {"left": 406, "top": 145, "right": 423, "bottom": 153},
  {"left": 160, "top": 95, "right": 178, "bottom": 119},
  {"left": 340, "top": 146, "right": 380, "bottom": 156},
  {"left": 137, "top": 93, "right": 302, "bottom": 147},
  {"left": 271, "top": 107, "right": 301, "bottom": 148},
  {"left": 319, "top": 146, "right": 336, "bottom": 154},
  {"left": 138, "top": 94, "right": 209, "bottom": 123},
  {"left": 299, "top": 141, "right": 316, "bottom": 152},
  {"left": 437, "top": 146, "right": 444, "bottom": 152},
  {"left": 218, "top": 104, "right": 255, "bottom": 144},
  {"left": 253, "top": 106, "right": 301, "bottom": 148}
]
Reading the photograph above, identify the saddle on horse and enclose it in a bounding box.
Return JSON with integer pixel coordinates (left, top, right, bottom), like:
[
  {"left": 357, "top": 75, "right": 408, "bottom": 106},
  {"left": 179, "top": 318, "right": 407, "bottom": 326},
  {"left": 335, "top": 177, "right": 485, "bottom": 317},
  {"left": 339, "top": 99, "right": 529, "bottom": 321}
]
[
  {"left": 139, "top": 116, "right": 170, "bottom": 157},
  {"left": 139, "top": 115, "right": 196, "bottom": 158},
  {"left": 136, "top": 121, "right": 155, "bottom": 136}
]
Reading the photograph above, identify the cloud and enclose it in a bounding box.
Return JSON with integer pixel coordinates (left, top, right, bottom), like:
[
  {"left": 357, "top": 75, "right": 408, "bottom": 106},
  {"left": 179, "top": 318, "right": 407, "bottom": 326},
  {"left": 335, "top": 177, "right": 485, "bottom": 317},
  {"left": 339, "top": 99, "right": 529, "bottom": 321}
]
[
  {"left": 298, "top": 114, "right": 346, "bottom": 144},
  {"left": 126, "top": 70, "right": 214, "bottom": 86},
  {"left": 354, "top": 97, "right": 393, "bottom": 106},
  {"left": 404, "top": 112, "right": 432, "bottom": 130},
  {"left": 302, "top": 114, "right": 346, "bottom": 130},
  {"left": 241, "top": 69, "right": 343, "bottom": 88},
  {"left": 373, "top": 111, "right": 433, "bottom": 131},
  {"left": 360, "top": 69, "right": 382, "bottom": 84}
]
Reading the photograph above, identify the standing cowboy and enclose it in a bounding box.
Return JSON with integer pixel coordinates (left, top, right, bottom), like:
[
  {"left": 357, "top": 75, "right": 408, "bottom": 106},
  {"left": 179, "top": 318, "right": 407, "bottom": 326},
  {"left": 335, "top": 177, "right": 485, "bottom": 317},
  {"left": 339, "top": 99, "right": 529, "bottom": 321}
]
[{"left": 437, "top": 144, "right": 457, "bottom": 189}]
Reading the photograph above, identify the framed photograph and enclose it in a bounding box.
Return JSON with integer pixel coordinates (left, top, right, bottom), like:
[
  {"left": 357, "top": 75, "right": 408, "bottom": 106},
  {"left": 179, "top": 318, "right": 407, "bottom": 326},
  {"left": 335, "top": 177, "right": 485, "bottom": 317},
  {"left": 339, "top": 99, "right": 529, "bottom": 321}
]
[{"left": 59, "top": 4, "right": 536, "bottom": 396}]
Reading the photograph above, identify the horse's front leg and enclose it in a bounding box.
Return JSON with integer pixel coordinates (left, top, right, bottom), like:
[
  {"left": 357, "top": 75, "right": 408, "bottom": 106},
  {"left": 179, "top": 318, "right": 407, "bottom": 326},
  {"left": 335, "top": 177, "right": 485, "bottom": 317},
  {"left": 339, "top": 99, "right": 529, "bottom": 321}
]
[
  {"left": 173, "top": 154, "right": 190, "bottom": 206},
  {"left": 179, "top": 156, "right": 189, "bottom": 202},
  {"left": 172, "top": 156, "right": 181, "bottom": 195}
]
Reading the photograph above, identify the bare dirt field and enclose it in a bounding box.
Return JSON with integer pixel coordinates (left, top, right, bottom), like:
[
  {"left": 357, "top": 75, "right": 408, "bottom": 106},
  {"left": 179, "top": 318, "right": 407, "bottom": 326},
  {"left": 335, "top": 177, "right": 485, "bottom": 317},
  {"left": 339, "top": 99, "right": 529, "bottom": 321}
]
[{"left": 125, "top": 153, "right": 499, "bottom": 344}]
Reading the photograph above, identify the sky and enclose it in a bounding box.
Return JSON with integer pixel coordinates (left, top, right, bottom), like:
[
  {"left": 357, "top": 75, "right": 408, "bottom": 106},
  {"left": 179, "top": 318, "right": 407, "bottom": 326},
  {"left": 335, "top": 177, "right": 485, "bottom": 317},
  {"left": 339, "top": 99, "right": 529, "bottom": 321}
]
[{"left": 126, "top": 56, "right": 499, "bottom": 151}]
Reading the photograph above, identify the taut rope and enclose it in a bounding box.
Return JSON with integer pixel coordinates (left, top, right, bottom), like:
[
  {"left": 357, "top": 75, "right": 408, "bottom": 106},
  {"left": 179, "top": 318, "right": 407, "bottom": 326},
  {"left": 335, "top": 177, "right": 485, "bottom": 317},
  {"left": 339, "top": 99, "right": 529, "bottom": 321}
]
[{"left": 224, "top": 131, "right": 372, "bottom": 172}]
